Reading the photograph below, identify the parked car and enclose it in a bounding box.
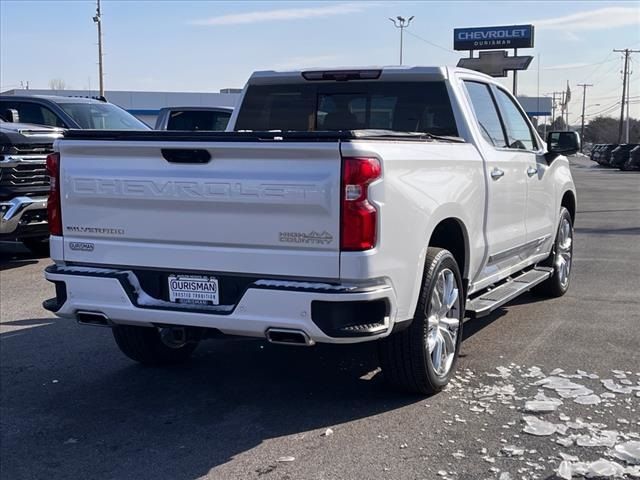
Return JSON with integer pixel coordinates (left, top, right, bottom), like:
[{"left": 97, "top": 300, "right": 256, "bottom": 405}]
[
  {"left": 610, "top": 144, "right": 639, "bottom": 169},
  {"left": 622, "top": 145, "right": 640, "bottom": 171},
  {"left": 154, "top": 106, "right": 233, "bottom": 131},
  {"left": 597, "top": 144, "right": 618, "bottom": 166},
  {"left": 0, "top": 95, "right": 149, "bottom": 130},
  {"left": 43, "top": 66, "right": 577, "bottom": 394},
  {"left": 0, "top": 119, "right": 62, "bottom": 254},
  {"left": 590, "top": 144, "right": 604, "bottom": 162}
]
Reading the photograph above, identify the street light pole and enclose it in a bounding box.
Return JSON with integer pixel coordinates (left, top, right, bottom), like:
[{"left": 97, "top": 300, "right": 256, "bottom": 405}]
[
  {"left": 93, "top": 0, "right": 105, "bottom": 97},
  {"left": 388, "top": 16, "right": 414, "bottom": 65}
]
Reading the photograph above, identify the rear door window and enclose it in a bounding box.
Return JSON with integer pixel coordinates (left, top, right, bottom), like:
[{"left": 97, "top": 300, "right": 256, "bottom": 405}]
[
  {"left": 236, "top": 81, "right": 458, "bottom": 136},
  {"left": 463, "top": 81, "right": 506, "bottom": 148},
  {"left": 493, "top": 88, "right": 537, "bottom": 150},
  {"left": 166, "top": 110, "right": 231, "bottom": 130}
]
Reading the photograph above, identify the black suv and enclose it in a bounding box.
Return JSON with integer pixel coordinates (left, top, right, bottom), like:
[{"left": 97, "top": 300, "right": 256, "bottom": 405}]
[
  {"left": 0, "top": 120, "right": 62, "bottom": 254},
  {"left": 0, "top": 95, "right": 149, "bottom": 130}
]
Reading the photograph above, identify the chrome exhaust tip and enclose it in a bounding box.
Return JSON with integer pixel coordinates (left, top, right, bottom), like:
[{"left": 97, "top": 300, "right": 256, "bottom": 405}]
[
  {"left": 76, "top": 311, "right": 111, "bottom": 327},
  {"left": 265, "top": 328, "right": 314, "bottom": 346}
]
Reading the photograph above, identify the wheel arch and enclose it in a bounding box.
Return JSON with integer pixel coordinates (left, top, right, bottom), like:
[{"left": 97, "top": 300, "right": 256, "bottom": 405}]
[
  {"left": 561, "top": 189, "right": 577, "bottom": 224},
  {"left": 427, "top": 217, "right": 470, "bottom": 283}
]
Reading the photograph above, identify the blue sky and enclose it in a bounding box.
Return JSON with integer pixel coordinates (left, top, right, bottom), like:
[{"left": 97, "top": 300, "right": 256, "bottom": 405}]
[{"left": 1, "top": 0, "right": 639, "bottom": 120}]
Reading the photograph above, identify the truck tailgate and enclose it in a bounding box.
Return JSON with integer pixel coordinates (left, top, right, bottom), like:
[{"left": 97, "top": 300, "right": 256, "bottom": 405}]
[{"left": 58, "top": 140, "right": 341, "bottom": 279}]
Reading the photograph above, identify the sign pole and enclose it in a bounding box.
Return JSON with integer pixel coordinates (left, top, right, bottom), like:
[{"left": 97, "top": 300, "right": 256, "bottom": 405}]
[{"left": 512, "top": 48, "right": 518, "bottom": 95}]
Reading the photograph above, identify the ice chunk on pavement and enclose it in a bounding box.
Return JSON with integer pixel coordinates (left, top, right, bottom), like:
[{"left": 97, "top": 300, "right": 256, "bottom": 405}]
[
  {"left": 574, "top": 394, "right": 601, "bottom": 405},
  {"left": 498, "top": 473, "right": 513, "bottom": 480},
  {"left": 557, "top": 460, "right": 572, "bottom": 480},
  {"left": 612, "top": 441, "right": 640, "bottom": 465},
  {"left": 501, "top": 445, "right": 525, "bottom": 456},
  {"left": 535, "top": 376, "right": 593, "bottom": 398},
  {"left": 524, "top": 393, "right": 563, "bottom": 412},
  {"left": 557, "top": 437, "right": 575, "bottom": 447},
  {"left": 584, "top": 458, "right": 625, "bottom": 478},
  {"left": 522, "top": 416, "right": 557, "bottom": 436},
  {"left": 602, "top": 379, "right": 633, "bottom": 394},
  {"left": 277, "top": 456, "right": 295, "bottom": 462},
  {"left": 576, "top": 430, "right": 618, "bottom": 447},
  {"left": 550, "top": 368, "right": 564, "bottom": 375}
]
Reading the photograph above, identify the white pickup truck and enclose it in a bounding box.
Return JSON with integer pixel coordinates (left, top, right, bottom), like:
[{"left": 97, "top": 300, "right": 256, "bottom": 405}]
[{"left": 44, "top": 67, "right": 578, "bottom": 394}]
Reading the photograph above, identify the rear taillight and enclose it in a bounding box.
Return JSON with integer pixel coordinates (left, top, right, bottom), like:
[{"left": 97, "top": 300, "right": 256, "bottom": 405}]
[
  {"left": 340, "top": 157, "right": 381, "bottom": 251},
  {"left": 46, "top": 152, "right": 62, "bottom": 236}
]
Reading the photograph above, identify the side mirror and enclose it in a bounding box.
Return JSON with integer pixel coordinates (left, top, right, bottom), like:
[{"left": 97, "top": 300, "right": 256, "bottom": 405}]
[
  {"left": 4, "top": 109, "right": 20, "bottom": 123},
  {"left": 546, "top": 131, "right": 580, "bottom": 160}
]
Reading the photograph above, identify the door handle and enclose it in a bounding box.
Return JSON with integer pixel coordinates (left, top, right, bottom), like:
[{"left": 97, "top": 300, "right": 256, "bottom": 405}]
[
  {"left": 491, "top": 168, "right": 505, "bottom": 180},
  {"left": 526, "top": 166, "right": 538, "bottom": 177}
]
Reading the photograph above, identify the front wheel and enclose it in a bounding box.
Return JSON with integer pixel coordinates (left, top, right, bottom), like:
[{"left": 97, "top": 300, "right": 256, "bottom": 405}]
[
  {"left": 533, "top": 207, "right": 574, "bottom": 298},
  {"left": 379, "top": 248, "right": 464, "bottom": 395}
]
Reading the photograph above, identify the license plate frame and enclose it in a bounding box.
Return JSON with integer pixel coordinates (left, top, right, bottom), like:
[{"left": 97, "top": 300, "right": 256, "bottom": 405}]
[{"left": 168, "top": 275, "right": 219, "bottom": 306}]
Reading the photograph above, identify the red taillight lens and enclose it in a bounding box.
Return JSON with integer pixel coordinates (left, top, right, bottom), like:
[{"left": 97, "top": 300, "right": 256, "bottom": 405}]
[
  {"left": 341, "top": 157, "right": 381, "bottom": 251},
  {"left": 46, "top": 152, "right": 62, "bottom": 236}
]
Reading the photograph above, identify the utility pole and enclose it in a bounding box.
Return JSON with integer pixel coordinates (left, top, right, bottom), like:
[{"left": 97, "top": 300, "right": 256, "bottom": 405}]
[
  {"left": 613, "top": 48, "right": 640, "bottom": 144},
  {"left": 388, "top": 16, "right": 414, "bottom": 65},
  {"left": 93, "top": 0, "right": 105, "bottom": 97},
  {"left": 577, "top": 83, "right": 593, "bottom": 150}
]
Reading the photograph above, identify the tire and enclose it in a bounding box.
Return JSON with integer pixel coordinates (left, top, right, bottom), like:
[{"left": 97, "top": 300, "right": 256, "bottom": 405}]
[
  {"left": 379, "top": 248, "right": 464, "bottom": 395},
  {"left": 112, "top": 325, "right": 198, "bottom": 366},
  {"left": 533, "top": 207, "right": 574, "bottom": 298},
  {"left": 21, "top": 237, "right": 50, "bottom": 257}
]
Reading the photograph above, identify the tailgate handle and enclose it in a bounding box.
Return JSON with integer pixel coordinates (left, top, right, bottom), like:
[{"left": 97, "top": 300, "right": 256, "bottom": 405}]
[{"left": 161, "top": 149, "right": 211, "bottom": 164}]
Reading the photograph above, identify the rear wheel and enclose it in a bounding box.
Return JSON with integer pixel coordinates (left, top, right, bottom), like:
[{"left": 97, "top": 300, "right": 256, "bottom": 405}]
[
  {"left": 22, "top": 237, "right": 49, "bottom": 257},
  {"left": 533, "top": 207, "right": 573, "bottom": 298},
  {"left": 112, "top": 325, "right": 199, "bottom": 366},
  {"left": 379, "top": 248, "right": 464, "bottom": 395}
]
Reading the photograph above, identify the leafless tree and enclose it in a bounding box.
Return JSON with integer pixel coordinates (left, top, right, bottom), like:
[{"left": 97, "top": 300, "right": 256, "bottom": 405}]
[{"left": 48, "top": 78, "right": 67, "bottom": 90}]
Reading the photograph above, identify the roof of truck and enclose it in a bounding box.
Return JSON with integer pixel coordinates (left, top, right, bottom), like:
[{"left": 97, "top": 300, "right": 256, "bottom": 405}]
[
  {"left": 0, "top": 95, "right": 106, "bottom": 104},
  {"left": 248, "top": 66, "right": 492, "bottom": 84}
]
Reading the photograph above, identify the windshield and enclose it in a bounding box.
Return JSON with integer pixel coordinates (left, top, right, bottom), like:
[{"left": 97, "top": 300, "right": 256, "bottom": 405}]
[
  {"left": 59, "top": 103, "right": 149, "bottom": 130},
  {"left": 235, "top": 81, "right": 458, "bottom": 136}
]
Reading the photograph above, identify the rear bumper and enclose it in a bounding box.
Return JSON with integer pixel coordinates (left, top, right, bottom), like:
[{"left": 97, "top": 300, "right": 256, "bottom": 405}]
[
  {"left": 0, "top": 196, "right": 48, "bottom": 240},
  {"left": 43, "top": 264, "right": 400, "bottom": 344}
]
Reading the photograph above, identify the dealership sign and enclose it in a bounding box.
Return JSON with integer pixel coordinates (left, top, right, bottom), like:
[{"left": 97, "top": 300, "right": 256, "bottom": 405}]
[
  {"left": 454, "top": 25, "right": 534, "bottom": 51},
  {"left": 457, "top": 50, "right": 533, "bottom": 78}
]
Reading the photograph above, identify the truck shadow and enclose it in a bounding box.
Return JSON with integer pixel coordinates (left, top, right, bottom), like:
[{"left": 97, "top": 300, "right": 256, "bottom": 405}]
[
  {"left": 0, "top": 317, "right": 424, "bottom": 480},
  {"left": 0, "top": 241, "right": 43, "bottom": 270}
]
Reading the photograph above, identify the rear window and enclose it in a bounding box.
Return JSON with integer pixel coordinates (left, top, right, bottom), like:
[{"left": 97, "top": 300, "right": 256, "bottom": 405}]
[
  {"left": 166, "top": 110, "right": 231, "bottom": 131},
  {"left": 235, "top": 81, "right": 458, "bottom": 136},
  {"left": 59, "top": 103, "right": 148, "bottom": 130}
]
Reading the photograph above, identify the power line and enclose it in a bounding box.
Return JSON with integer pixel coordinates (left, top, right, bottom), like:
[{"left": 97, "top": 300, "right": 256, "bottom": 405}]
[{"left": 404, "top": 29, "right": 454, "bottom": 54}]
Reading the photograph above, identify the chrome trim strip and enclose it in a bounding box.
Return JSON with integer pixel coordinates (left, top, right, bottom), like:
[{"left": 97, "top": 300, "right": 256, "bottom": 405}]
[{"left": 487, "top": 235, "right": 551, "bottom": 265}]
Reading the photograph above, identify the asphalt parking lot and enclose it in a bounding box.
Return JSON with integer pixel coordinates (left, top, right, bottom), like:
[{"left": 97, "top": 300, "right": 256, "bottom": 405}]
[{"left": 1, "top": 156, "right": 638, "bottom": 480}]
